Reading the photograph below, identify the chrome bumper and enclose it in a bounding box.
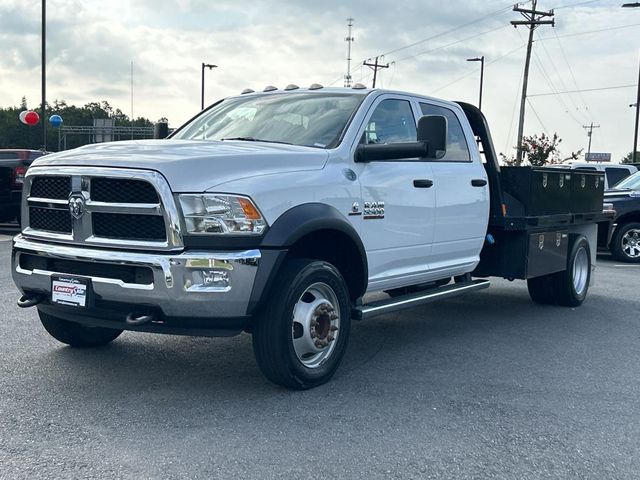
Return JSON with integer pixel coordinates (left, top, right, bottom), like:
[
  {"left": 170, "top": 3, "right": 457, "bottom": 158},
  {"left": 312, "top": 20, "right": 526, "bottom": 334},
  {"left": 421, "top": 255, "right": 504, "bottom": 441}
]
[{"left": 12, "top": 235, "right": 261, "bottom": 318}]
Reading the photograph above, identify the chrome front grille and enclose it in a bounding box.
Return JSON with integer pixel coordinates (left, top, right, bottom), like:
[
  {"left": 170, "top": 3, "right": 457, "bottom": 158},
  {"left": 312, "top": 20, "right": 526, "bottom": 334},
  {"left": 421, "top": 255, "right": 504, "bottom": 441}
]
[{"left": 23, "top": 167, "right": 183, "bottom": 251}]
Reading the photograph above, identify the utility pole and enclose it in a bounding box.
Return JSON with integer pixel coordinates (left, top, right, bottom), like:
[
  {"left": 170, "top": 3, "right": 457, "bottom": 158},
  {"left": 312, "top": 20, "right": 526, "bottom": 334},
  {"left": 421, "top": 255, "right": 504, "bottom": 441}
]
[
  {"left": 583, "top": 122, "right": 600, "bottom": 159},
  {"left": 344, "top": 18, "right": 355, "bottom": 87},
  {"left": 363, "top": 56, "right": 389, "bottom": 88},
  {"left": 201, "top": 63, "right": 217, "bottom": 111},
  {"left": 511, "top": 0, "right": 555, "bottom": 163},
  {"left": 41, "top": 0, "right": 46, "bottom": 150}
]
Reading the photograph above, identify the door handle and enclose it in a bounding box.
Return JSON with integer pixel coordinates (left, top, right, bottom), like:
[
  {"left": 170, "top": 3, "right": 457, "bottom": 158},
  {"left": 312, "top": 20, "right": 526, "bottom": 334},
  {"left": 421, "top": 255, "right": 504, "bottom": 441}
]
[
  {"left": 471, "top": 179, "right": 487, "bottom": 187},
  {"left": 413, "top": 179, "right": 434, "bottom": 188}
]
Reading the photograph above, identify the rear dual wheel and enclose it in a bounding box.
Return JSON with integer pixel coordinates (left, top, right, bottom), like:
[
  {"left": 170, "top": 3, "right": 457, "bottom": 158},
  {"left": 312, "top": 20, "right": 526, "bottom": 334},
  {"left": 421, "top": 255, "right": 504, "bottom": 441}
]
[
  {"left": 527, "top": 235, "right": 591, "bottom": 307},
  {"left": 252, "top": 259, "right": 351, "bottom": 390}
]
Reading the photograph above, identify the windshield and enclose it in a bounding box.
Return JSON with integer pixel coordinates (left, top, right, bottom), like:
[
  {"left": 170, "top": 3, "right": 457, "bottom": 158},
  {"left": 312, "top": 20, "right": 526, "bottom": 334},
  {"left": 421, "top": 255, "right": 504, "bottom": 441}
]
[
  {"left": 612, "top": 171, "right": 640, "bottom": 190},
  {"left": 172, "top": 92, "right": 364, "bottom": 149}
]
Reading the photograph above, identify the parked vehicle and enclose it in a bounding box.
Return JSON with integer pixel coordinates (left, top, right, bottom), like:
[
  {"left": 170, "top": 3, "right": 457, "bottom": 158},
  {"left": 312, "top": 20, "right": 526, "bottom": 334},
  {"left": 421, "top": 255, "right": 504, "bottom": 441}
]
[
  {"left": 551, "top": 162, "right": 637, "bottom": 190},
  {"left": 0, "top": 149, "right": 48, "bottom": 223},
  {"left": 598, "top": 171, "right": 640, "bottom": 262},
  {"left": 11, "top": 86, "right": 611, "bottom": 389}
]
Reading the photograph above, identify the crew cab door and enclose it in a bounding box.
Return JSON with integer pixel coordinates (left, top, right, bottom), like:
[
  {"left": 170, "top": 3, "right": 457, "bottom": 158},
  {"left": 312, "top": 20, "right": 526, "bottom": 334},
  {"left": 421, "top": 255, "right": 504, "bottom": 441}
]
[
  {"left": 352, "top": 95, "right": 436, "bottom": 292},
  {"left": 418, "top": 101, "right": 489, "bottom": 274}
]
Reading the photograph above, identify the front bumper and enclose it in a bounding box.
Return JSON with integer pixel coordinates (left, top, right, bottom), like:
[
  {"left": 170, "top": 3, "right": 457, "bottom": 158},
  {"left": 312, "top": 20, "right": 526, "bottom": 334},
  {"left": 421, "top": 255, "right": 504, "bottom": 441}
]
[{"left": 12, "top": 235, "right": 262, "bottom": 329}]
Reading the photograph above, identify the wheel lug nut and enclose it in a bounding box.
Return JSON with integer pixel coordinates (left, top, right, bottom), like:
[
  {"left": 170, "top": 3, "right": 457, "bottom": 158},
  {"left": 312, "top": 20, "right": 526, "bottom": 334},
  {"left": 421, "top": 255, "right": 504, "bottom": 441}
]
[
  {"left": 327, "top": 335, "right": 335, "bottom": 342},
  {"left": 330, "top": 325, "right": 339, "bottom": 332},
  {"left": 330, "top": 314, "right": 338, "bottom": 320},
  {"left": 310, "top": 320, "right": 318, "bottom": 327},
  {"left": 310, "top": 331, "right": 317, "bottom": 338},
  {"left": 314, "top": 340, "right": 324, "bottom": 348}
]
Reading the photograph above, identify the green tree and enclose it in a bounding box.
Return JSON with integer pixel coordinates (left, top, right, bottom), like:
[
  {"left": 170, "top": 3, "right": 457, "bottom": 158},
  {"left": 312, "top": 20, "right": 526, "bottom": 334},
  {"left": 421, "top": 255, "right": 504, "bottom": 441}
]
[
  {"left": 621, "top": 151, "right": 640, "bottom": 164},
  {"left": 500, "top": 132, "right": 582, "bottom": 166},
  {"left": 0, "top": 98, "right": 159, "bottom": 152}
]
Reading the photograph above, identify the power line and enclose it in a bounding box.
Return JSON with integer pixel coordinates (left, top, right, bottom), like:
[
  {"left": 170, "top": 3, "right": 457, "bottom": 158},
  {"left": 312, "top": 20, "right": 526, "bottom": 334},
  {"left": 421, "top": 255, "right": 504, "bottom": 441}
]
[
  {"left": 526, "top": 32, "right": 586, "bottom": 127},
  {"left": 528, "top": 84, "right": 639, "bottom": 96},
  {"left": 537, "top": 22, "right": 640, "bottom": 40},
  {"left": 527, "top": 98, "right": 550, "bottom": 133},
  {"left": 506, "top": 57, "right": 527, "bottom": 154},
  {"left": 379, "top": 3, "right": 519, "bottom": 58},
  {"left": 395, "top": 23, "right": 509, "bottom": 63},
  {"left": 552, "top": 0, "right": 600, "bottom": 9},
  {"left": 535, "top": 30, "right": 591, "bottom": 124},
  {"left": 432, "top": 42, "right": 526, "bottom": 94},
  {"left": 552, "top": 28, "right": 592, "bottom": 122}
]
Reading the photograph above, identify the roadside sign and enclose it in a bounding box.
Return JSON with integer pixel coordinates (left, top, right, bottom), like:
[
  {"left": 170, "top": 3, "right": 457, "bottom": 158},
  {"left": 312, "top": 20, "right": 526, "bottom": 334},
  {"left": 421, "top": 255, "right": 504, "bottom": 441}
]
[{"left": 585, "top": 152, "right": 611, "bottom": 162}]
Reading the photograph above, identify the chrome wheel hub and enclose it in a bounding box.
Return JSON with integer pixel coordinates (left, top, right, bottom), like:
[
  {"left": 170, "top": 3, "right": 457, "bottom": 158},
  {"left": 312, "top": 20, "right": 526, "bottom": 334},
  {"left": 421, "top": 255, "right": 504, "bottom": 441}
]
[
  {"left": 572, "top": 246, "right": 589, "bottom": 296},
  {"left": 291, "top": 282, "right": 340, "bottom": 369},
  {"left": 622, "top": 229, "right": 640, "bottom": 259}
]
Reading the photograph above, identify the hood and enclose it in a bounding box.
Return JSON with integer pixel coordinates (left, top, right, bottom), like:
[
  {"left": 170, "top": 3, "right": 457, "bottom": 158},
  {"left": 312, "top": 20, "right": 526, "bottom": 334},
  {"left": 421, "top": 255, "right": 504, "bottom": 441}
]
[
  {"left": 32, "top": 139, "right": 329, "bottom": 192},
  {"left": 604, "top": 189, "right": 635, "bottom": 198}
]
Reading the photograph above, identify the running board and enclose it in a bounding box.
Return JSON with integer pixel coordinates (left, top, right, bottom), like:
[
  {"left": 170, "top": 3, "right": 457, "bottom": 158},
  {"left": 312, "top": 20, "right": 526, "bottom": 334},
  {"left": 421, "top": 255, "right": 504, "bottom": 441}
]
[{"left": 353, "top": 279, "right": 490, "bottom": 321}]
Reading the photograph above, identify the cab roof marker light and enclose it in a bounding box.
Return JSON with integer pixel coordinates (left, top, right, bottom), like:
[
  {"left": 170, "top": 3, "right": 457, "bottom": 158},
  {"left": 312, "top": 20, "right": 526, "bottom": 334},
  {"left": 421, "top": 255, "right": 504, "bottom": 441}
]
[
  {"left": 284, "top": 84, "right": 299, "bottom": 91},
  {"left": 263, "top": 85, "right": 278, "bottom": 92},
  {"left": 352, "top": 83, "right": 367, "bottom": 89},
  {"left": 308, "top": 83, "right": 324, "bottom": 90},
  {"left": 241, "top": 88, "right": 255, "bottom": 94}
]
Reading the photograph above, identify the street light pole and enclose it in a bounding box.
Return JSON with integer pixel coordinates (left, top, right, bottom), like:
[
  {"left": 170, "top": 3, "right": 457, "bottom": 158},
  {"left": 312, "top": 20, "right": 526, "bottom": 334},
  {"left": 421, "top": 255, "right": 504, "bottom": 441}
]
[
  {"left": 201, "top": 63, "right": 217, "bottom": 110},
  {"left": 41, "top": 0, "right": 46, "bottom": 150},
  {"left": 623, "top": 2, "right": 640, "bottom": 162},
  {"left": 466, "top": 56, "right": 485, "bottom": 111},
  {"left": 633, "top": 56, "right": 640, "bottom": 163}
]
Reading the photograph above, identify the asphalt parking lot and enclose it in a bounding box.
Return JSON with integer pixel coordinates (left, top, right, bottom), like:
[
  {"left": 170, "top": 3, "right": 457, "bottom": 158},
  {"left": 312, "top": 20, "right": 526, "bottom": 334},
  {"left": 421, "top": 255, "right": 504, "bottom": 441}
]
[{"left": 1, "top": 223, "right": 639, "bottom": 480}]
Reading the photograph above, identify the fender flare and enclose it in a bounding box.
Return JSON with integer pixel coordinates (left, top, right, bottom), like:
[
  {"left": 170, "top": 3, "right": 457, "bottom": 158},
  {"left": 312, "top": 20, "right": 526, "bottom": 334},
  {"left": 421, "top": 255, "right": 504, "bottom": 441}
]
[{"left": 247, "top": 203, "right": 368, "bottom": 314}]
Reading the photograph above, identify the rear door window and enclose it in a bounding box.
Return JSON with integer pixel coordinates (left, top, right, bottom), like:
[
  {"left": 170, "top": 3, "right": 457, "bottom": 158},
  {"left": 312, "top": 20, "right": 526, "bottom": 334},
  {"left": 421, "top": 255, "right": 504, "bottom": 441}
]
[
  {"left": 419, "top": 103, "right": 470, "bottom": 162},
  {"left": 606, "top": 168, "right": 632, "bottom": 187}
]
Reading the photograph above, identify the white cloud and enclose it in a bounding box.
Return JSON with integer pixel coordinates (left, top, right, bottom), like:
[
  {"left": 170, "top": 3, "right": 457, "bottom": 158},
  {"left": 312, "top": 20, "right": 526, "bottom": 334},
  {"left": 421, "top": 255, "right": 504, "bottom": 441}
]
[{"left": 0, "top": 0, "right": 638, "bottom": 160}]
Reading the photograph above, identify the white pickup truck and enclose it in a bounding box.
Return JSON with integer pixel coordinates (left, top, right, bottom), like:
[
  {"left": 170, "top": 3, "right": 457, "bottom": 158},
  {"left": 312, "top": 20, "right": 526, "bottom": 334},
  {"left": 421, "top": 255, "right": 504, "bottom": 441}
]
[{"left": 12, "top": 85, "right": 611, "bottom": 389}]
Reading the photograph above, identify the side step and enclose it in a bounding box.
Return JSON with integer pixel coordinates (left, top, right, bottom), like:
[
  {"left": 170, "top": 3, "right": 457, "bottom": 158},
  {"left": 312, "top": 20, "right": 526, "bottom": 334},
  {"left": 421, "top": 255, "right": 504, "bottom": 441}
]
[{"left": 352, "top": 279, "right": 490, "bottom": 321}]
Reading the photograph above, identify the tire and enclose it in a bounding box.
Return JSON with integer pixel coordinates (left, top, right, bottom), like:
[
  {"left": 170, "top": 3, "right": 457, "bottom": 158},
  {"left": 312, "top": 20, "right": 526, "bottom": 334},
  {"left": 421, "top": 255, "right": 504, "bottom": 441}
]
[
  {"left": 610, "top": 222, "right": 640, "bottom": 263},
  {"left": 526, "top": 235, "right": 591, "bottom": 307},
  {"left": 527, "top": 274, "right": 557, "bottom": 305},
  {"left": 252, "top": 259, "right": 351, "bottom": 390},
  {"left": 39, "top": 311, "right": 123, "bottom": 347}
]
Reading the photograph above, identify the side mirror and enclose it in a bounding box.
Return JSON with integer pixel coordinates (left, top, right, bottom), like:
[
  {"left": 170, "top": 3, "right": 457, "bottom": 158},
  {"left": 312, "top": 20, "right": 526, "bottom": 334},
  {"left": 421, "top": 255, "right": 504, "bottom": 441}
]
[{"left": 417, "top": 115, "right": 447, "bottom": 159}]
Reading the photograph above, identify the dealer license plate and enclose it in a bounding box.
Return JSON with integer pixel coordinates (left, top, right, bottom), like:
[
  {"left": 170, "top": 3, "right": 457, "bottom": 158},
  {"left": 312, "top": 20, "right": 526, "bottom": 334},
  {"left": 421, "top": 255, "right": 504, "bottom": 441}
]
[{"left": 51, "top": 276, "right": 91, "bottom": 308}]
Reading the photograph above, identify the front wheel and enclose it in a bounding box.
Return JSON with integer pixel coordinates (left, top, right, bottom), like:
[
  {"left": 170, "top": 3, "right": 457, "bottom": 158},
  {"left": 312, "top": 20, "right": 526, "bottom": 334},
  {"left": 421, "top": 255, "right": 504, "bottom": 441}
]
[
  {"left": 39, "top": 311, "right": 123, "bottom": 347},
  {"left": 252, "top": 259, "right": 351, "bottom": 390},
  {"left": 610, "top": 222, "right": 640, "bottom": 263}
]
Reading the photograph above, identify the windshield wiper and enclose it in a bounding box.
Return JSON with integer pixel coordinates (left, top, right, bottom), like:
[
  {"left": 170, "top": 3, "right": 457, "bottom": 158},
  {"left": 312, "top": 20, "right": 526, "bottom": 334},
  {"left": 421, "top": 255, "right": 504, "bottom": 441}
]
[{"left": 220, "top": 137, "right": 294, "bottom": 145}]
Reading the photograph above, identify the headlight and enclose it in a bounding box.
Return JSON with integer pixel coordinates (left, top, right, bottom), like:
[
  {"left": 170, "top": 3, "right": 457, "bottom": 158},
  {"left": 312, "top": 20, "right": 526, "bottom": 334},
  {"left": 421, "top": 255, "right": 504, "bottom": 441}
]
[{"left": 178, "top": 194, "right": 267, "bottom": 235}]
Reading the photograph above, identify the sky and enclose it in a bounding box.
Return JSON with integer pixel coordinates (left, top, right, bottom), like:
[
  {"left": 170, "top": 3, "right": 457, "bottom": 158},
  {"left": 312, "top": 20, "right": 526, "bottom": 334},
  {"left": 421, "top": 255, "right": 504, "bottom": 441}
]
[{"left": 0, "top": 0, "right": 639, "bottom": 161}]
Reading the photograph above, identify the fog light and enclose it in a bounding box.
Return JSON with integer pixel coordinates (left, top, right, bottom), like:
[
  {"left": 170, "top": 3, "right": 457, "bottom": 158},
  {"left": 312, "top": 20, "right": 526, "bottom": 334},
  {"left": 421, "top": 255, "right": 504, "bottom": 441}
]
[{"left": 186, "top": 269, "right": 231, "bottom": 292}]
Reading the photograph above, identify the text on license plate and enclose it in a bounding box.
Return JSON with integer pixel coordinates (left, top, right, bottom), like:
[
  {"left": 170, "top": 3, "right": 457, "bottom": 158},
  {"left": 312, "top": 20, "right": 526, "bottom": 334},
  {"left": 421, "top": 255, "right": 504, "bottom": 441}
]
[{"left": 52, "top": 277, "right": 87, "bottom": 307}]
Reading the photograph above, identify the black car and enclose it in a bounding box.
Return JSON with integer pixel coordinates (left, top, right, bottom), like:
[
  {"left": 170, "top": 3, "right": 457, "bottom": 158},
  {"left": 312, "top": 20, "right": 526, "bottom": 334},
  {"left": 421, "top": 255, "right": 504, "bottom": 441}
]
[
  {"left": 599, "top": 172, "right": 640, "bottom": 262},
  {"left": 0, "top": 149, "right": 48, "bottom": 223}
]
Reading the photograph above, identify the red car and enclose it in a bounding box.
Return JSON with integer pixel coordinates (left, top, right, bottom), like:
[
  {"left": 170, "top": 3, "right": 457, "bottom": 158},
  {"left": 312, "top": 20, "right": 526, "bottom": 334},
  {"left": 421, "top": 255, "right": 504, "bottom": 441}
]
[{"left": 0, "top": 149, "right": 49, "bottom": 223}]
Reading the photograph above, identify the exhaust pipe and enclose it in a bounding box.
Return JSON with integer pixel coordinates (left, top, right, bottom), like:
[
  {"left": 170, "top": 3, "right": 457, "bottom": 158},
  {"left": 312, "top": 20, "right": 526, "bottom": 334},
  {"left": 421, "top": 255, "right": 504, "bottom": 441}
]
[{"left": 17, "top": 294, "right": 44, "bottom": 308}]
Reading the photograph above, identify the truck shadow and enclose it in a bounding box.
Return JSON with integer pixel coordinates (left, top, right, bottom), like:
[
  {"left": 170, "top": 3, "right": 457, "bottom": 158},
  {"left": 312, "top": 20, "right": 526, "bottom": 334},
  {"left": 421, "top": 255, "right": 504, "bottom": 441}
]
[{"left": 33, "top": 282, "right": 631, "bottom": 419}]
